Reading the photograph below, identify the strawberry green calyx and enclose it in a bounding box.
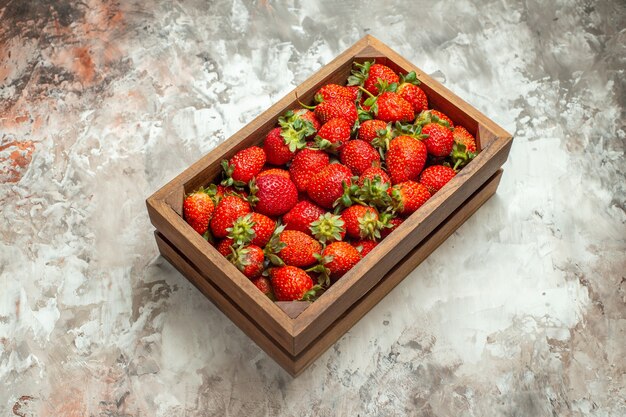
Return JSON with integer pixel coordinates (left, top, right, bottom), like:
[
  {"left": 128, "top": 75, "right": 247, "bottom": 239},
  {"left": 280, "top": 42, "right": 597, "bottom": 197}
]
[
  {"left": 393, "top": 121, "right": 427, "bottom": 139},
  {"left": 263, "top": 224, "right": 287, "bottom": 266},
  {"left": 307, "top": 254, "right": 333, "bottom": 287},
  {"left": 301, "top": 284, "right": 325, "bottom": 301},
  {"left": 399, "top": 71, "right": 421, "bottom": 86},
  {"left": 227, "top": 246, "right": 251, "bottom": 271},
  {"left": 310, "top": 213, "right": 345, "bottom": 244},
  {"left": 375, "top": 79, "right": 398, "bottom": 94},
  {"left": 378, "top": 211, "right": 398, "bottom": 232},
  {"left": 450, "top": 142, "right": 477, "bottom": 169},
  {"left": 357, "top": 176, "right": 392, "bottom": 209},
  {"left": 390, "top": 187, "right": 406, "bottom": 213},
  {"left": 347, "top": 60, "right": 374, "bottom": 87},
  {"left": 278, "top": 110, "right": 316, "bottom": 152},
  {"left": 332, "top": 180, "right": 362, "bottom": 212},
  {"left": 370, "top": 125, "right": 394, "bottom": 157},
  {"left": 220, "top": 160, "right": 247, "bottom": 188},
  {"left": 357, "top": 209, "right": 384, "bottom": 240},
  {"left": 414, "top": 110, "right": 452, "bottom": 129},
  {"left": 226, "top": 213, "right": 257, "bottom": 246}
]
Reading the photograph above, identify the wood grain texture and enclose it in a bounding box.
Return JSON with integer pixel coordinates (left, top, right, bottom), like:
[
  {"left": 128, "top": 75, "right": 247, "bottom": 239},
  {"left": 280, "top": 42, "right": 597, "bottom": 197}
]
[
  {"left": 146, "top": 35, "right": 513, "bottom": 357},
  {"left": 154, "top": 169, "right": 503, "bottom": 376}
]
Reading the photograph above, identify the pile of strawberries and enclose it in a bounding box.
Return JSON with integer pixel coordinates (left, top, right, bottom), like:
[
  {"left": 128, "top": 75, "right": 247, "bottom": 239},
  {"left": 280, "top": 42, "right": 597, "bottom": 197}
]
[{"left": 183, "top": 60, "right": 477, "bottom": 302}]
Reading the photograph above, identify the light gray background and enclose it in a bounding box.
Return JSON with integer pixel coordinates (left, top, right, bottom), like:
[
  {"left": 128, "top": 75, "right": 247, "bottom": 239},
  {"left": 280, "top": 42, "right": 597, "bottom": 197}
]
[{"left": 1, "top": 0, "right": 624, "bottom": 415}]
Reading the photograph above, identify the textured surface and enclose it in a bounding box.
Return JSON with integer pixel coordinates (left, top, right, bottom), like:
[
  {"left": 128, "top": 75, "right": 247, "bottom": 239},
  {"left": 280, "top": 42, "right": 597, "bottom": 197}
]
[{"left": 1, "top": 0, "right": 625, "bottom": 415}]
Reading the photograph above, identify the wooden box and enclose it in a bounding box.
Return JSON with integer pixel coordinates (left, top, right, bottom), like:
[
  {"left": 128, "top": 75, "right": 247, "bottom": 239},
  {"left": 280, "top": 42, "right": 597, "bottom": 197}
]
[{"left": 146, "top": 35, "right": 513, "bottom": 376}]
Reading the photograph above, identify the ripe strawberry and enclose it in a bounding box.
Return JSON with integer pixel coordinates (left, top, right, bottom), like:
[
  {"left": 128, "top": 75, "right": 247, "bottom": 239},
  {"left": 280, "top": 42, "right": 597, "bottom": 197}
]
[
  {"left": 227, "top": 212, "right": 276, "bottom": 247},
  {"left": 221, "top": 146, "right": 266, "bottom": 185},
  {"left": 270, "top": 266, "right": 314, "bottom": 301},
  {"left": 263, "top": 127, "right": 296, "bottom": 165},
  {"left": 183, "top": 188, "right": 215, "bottom": 235},
  {"left": 294, "top": 109, "right": 321, "bottom": 132},
  {"left": 358, "top": 166, "right": 391, "bottom": 186},
  {"left": 209, "top": 184, "right": 246, "bottom": 204},
  {"left": 351, "top": 239, "right": 378, "bottom": 257},
  {"left": 345, "top": 85, "right": 360, "bottom": 101},
  {"left": 228, "top": 245, "right": 265, "bottom": 279},
  {"left": 422, "top": 123, "right": 455, "bottom": 157},
  {"left": 397, "top": 71, "right": 428, "bottom": 113},
  {"left": 210, "top": 195, "right": 251, "bottom": 238},
  {"left": 314, "top": 98, "right": 358, "bottom": 126},
  {"left": 453, "top": 125, "right": 477, "bottom": 156},
  {"left": 249, "top": 174, "right": 298, "bottom": 216},
  {"left": 216, "top": 237, "right": 234, "bottom": 256},
  {"left": 307, "top": 163, "right": 353, "bottom": 209},
  {"left": 319, "top": 241, "right": 361, "bottom": 280},
  {"left": 257, "top": 167, "right": 290, "bottom": 179},
  {"left": 277, "top": 230, "right": 322, "bottom": 267},
  {"left": 289, "top": 147, "right": 330, "bottom": 192},
  {"left": 358, "top": 119, "right": 388, "bottom": 143},
  {"left": 374, "top": 92, "right": 414, "bottom": 123},
  {"left": 341, "top": 205, "right": 382, "bottom": 240},
  {"left": 415, "top": 109, "right": 454, "bottom": 128},
  {"left": 348, "top": 61, "right": 399, "bottom": 96},
  {"left": 419, "top": 165, "right": 457, "bottom": 194},
  {"left": 380, "top": 216, "right": 403, "bottom": 238},
  {"left": 315, "top": 118, "right": 352, "bottom": 151},
  {"left": 310, "top": 212, "right": 346, "bottom": 244},
  {"left": 283, "top": 200, "right": 326, "bottom": 236},
  {"left": 389, "top": 181, "right": 431, "bottom": 215},
  {"left": 386, "top": 136, "right": 427, "bottom": 184},
  {"left": 356, "top": 166, "right": 392, "bottom": 208},
  {"left": 252, "top": 276, "right": 274, "bottom": 299},
  {"left": 315, "top": 84, "right": 354, "bottom": 103},
  {"left": 340, "top": 139, "right": 380, "bottom": 176}
]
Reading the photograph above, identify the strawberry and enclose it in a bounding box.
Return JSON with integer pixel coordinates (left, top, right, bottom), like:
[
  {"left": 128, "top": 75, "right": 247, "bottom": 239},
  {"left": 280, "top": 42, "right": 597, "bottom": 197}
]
[
  {"left": 340, "top": 139, "right": 380, "bottom": 176},
  {"left": 415, "top": 109, "right": 454, "bottom": 128},
  {"left": 263, "top": 127, "right": 296, "bottom": 165},
  {"left": 264, "top": 109, "right": 318, "bottom": 165},
  {"left": 227, "top": 212, "right": 276, "bottom": 247},
  {"left": 228, "top": 244, "right": 265, "bottom": 279},
  {"left": 380, "top": 216, "right": 403, "bottom": 238},
  {"left": 283, "top": 200, "right": 326, "bottom": 236},
  {"left": 452, "top": 126, "right": 477, "bottom": 154},
  {"left": 375, "top": 92, "right": 414, "bottom": 123},
  {"left": 315, "top": 118, "right": 352, "bottom": 151},
  {"left": 249, "top": 174, "right": 298, "bottom": 216},
  {"left": 216, "top": 237, "right": 234, "bottom": 256},
  {"left": 422, "top": 123, "right": 455, "bottom": 157},
  {"left": 210, "top": 195, "right": 251, "bottom": 238},
  {"left": 208, "top": 184, "right": 246, "bottom": 204},
  {"left": 294, "top": 109, "right": 321, "bottom": 132},
  {"left": 315, "top": 84, "right": 354, "bottom": 103},
  {"left": 358, "top": 166, "right": 391, "bottom": 187},
  {"left": 386, "top": 136, "right": 427, "bottom": 184},
  {"left": 348, "top": 61, "right": 399, "bottom": 96},
  {"left": 317, "top": 241, "right": 361, "bottom": 280},
  {"left": 356, "top": 167, "right": 392, "bottom": 209},
  {"left": 306, "top": 163, "right": 353, "bottom": 209},
  {"left": 314, "top": 98, "right": 358, "bottom": 126},
  {"left": 310, "top": 212, "right": 346, "bottom": 244},
  {"left": 358, "top": 119, "right": 389, "bottom": 144},
  {"left": 276, "top": 230, "right": 322, "bottom": 267},
  {"left": 252, "top": 276, "right": 274, "bottom": 299},
  {"left": 289, "top": 147, "right": 330, "bottom": 192},
  {"left": 269, "top": 266, "right": 314, "bottom": 301},
  {"left": 257, "top": 167, "right": 290, "bottom": 179},
  {"left": 183, "top": 188, "right": 215, "bottom": 235},
  {"left": 341, "top": 205, "right": 382, "bottom": 240},
  {"left": 419, "top": 165, "right": 457, "bottom": 194},
  {"left": 397, "top": 71, "right": 428, "bottom": 113},
  {"left": 221, "top": 146, "right": 266, "bottom": 186},
  {"left": 345, "top": 85, "right": 360, "bottom": 101},
  {"left": 389, "top": 181, "right": 431, "bottom": 215},
  {"left": 351, "top": 239, "right": 378, "bottom": 257}
]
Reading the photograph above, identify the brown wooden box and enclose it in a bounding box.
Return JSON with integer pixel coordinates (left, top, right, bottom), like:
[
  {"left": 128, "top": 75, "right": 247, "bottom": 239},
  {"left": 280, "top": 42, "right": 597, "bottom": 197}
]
[{"left": 146, "top": 35, "right": 513, "bottom": 376}]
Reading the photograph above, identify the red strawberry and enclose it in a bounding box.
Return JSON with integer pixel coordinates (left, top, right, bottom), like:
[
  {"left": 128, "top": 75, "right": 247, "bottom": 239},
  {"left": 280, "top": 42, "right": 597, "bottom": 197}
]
[
  {"left": 453, "top": 126, "right": 477, "bottom": 154},
  {"left": 397, "top": 71, "right": 428, "bottom": 113},
  {"left": 289, "top": 147, "right": 330, "bottom": 192},
  {"left": 380, "top": 216, "right": 403, "bottom": 238},
  {"left": 351, "top": 239, "right": 378, "bottom": 257},
  {"left": 227, "top": 212, "right": 276, "bottom": 247},
  {"left": 307, "top": 163, "right": 353, "bottom": 208},
  {"left": 358, "top": 119, "right": 388, "bottom": 144},
  {"left": 209, "top": 184, "right": 246, "bottom": 204},
  {"left": 294, "top": 109, "right": 321, "bottom": 132},
  {"left": 216, "top": 237, "right": 234, "bottom": 256},
  {"left": 228, "top": 245, "right": 265, "bottom": 279},
  {"left": 316, "top": 118, "right": 352, "bottom": 150},
  {"left": 358, "top": 166, "right": 391, "bottom": 187},
  {"left": 320, "top": 241, "right": 361, "bottom": 279},
  {"left": 250, "top": 174, "right": 298, "bottom": 216},
  {"left": 257, "top": 167, "right": 290, "bottom": 179},
  {"left": 263, "top": 127, "right": 296, "bottom": 165},
  {"left": 315, "top": 84, "right": 354, "bottom": 103},
  {"left": 345, "top": 85, "right": 360, "bottom": 101},
  {"left": 314, "top": 98, "right": 358, "bottom": 126},
  {"left": 340, "top": 139, "right": 380, "bottom": 176},
  {"left": 222, "top": 146, "right": 266, "bottom": 185},
  {"left": 356, "top": 166, "right": 392, "bottom": 208},
  {"left": 341, "top": 205, "right": 382, "bottom": 240},
  {"left": 277, "top": 230, "right": 322, "bottom": 267},
  {"left": 375, "top": 92, "right": 414, "bottom": 123},
  {"left": 386, "top": 136, "right": 427, "bottom": 184},
  {"left": 210, "top": 195, "right": 251, "bottom": 238},
  {"left": 310, "top": 212, "right": 346, "bottom": 244},
  {"left": 389, "top": 181, "right": 431, "bottom": 215},
  {"left": 183, "top": 188, "right": 215, "bottom": 235},
  {"left": 422, "top": 123, "right": 455, "bottom": 157},
  {"left": 419, "top": 165, "right": 457, "bottom": 194},
  {"left": 270, "top": 266, "right": 314, "bottom": 301},
  {"left": 415, "top": 109, "right": 454, "bottom": 128},
  {"left": 349, "top": 61, "right": 399, "bottom": 96},
  {"left": 283, "top": 200, "right": 326, "bottom": 236},
  {"left": 252, "top": 276, "right": 274, "bottom": 299}
]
